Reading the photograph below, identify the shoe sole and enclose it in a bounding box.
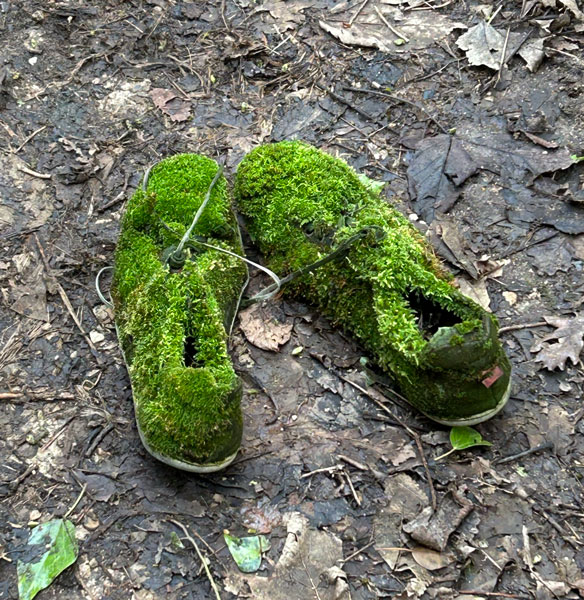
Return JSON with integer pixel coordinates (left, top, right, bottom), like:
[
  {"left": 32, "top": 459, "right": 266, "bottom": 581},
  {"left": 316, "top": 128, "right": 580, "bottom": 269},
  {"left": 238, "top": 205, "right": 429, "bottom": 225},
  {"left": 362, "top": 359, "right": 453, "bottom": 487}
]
[
  {"left": 422, "top": 377, "right": 512, "bottom": 427},
  {"left": 136, "top": 417, "right": 239, "bottom": 472}
]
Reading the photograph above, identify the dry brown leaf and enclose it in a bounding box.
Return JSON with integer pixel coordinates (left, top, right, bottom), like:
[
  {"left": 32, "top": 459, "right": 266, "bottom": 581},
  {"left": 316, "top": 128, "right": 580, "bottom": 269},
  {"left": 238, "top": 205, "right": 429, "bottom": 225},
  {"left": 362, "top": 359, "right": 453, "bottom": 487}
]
[
  {"left": 239, "top": 303, "right": 293, "bottom": 352},
  {"left": 411, "top": 546, "right": 454, "bottom": 571},
  {"left": 532, "top": 314, "right": 584, "bottom": 370},
  {"left": 456, "top": 22, "right": 545, "bottom": 72},
  {"left": 149, "top": 88, "right": 191, "bottom": 122}
]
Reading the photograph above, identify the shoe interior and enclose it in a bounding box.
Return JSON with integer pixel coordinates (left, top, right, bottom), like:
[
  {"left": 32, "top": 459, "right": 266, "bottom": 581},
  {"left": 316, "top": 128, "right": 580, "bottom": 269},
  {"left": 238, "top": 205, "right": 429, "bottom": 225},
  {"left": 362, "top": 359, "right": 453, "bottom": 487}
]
[{"left": 406, "top": 289, "right": 460, "bottom": 339}]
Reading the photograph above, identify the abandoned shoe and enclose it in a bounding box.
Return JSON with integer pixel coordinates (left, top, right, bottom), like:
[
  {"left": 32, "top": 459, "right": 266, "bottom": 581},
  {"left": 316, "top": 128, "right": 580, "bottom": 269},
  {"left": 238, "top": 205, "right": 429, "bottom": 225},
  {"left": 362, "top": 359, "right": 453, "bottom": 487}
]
[
  {"left": 112, "top": 154, "right": 248, "bottom": 471},
  {"left": 234, "top": 141, "right": 511, "bottom": 426}
]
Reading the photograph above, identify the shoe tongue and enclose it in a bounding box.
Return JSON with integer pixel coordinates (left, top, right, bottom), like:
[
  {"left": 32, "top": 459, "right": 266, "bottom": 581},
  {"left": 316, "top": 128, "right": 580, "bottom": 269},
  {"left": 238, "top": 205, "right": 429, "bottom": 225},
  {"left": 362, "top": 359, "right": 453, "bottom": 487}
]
[{"left": 421, "top": 315, "right": 498, "bottom": 372}]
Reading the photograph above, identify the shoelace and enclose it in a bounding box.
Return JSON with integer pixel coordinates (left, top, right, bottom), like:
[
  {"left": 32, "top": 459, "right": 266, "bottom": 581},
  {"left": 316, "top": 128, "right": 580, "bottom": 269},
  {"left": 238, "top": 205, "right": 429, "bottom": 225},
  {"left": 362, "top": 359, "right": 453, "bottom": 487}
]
[{"left": 96, "top": 164, "right": 386, "bottom": 313}]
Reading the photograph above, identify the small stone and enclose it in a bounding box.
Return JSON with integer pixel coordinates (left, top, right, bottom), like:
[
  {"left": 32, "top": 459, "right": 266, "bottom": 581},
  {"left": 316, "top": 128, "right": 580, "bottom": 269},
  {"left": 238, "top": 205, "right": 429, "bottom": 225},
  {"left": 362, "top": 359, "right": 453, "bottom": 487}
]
[
  {"left": 28, "top": 56, "right": 38, "bottom": 66},
  {"left": 29, "top": 509, "right": 41, "bottom": 521},
  {"left": 502, "top": 291, "right": 517, "bottom": 306},
  {"left": 89, "top": 330, "right": 105, "bottom": 344}
]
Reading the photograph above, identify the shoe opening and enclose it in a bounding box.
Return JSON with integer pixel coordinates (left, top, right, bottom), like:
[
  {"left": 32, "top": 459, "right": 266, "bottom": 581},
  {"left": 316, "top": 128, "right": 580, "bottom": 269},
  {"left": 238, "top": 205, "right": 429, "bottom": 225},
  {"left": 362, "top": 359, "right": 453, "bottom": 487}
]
[
  {"left": 183, "top": 335, "right": 203, "bottom": 368},
  {"left": 407, "top": 290, "right": 460, "bottom": 339}
]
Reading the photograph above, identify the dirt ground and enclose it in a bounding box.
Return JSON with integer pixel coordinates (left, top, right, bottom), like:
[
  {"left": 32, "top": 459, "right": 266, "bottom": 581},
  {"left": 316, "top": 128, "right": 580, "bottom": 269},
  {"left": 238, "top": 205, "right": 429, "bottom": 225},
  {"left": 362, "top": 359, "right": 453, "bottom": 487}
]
[{"left": 1, "top": 1, "right": 584, "bottom": 599}]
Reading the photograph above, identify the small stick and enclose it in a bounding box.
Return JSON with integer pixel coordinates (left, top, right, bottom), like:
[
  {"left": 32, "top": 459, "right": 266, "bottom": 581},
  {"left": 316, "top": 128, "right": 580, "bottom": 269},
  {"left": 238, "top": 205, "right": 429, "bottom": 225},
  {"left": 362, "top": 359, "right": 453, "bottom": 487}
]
[
  {"left": 344, "top": 86, "right": 447, "bottom": 133},
  {"left": 374, "top": 6, "right": 410, "bottom": 42},
  {"left": 0, "top": 392, "right": 21, "bottom": 400},
  {"left": 18, "top": 165, "right": 51, "bottom": 179},
  {"left": 35, "top": 235, "right": 100, "bottom": 357},
  {"left": 458, "top": 592, "right": 531, "bottom": 600},
  {"left": 301, "top": 464, "right": 343, "bottom": 478},
  {"left": 348, "top": 0, "right": 370, "bottom": 25},
  {"left": 84, "top": 423, "right": 114, "bottom": 458},
  {"left": 316, "top": 83, "right": 381, "bottom": 124},
  {"left": 494, "top": 441, "right": 553, "bottom": 464},
  {"left": 338, "top": 454, "right": 368, "bottom": 471},
  {"left": 339, "top": 540, "right": 374, "bottom": 564},
  {"left": 341, "top": 376, "right": 437, "bottom": 511},
  {"left": 170, "top": 520, "right": 222, "bottom": 600},
  {"left": 14, "top": 125, "right": 47, "bottom": 154},
  {"left": 498, "top": 321, "right": 547, "bottom": 334},
  {"left": 64, "top": 483, "right": 88, "bottom": 519},
  {"left": 343, "top": 469, "right": 362, "bottom": 506}
]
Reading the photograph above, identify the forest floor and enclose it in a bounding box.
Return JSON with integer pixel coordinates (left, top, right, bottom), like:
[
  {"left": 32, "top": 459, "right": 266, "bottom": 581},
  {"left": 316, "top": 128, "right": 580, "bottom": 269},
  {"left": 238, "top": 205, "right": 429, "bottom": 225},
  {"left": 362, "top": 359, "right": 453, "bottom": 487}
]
[{"left": 1, "top": 0, "right": 583, "bottom": 598}]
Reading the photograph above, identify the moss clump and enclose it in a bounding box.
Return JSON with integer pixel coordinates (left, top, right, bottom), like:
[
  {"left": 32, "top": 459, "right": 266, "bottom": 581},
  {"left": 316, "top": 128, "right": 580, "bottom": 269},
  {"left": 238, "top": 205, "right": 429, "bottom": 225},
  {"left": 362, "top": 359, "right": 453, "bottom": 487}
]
[
  {"left": 235, "top": 142, "right": 510, "bottom": 422},
  {"left": 112, "top": 154, "right": 247, "bottom": 466}
]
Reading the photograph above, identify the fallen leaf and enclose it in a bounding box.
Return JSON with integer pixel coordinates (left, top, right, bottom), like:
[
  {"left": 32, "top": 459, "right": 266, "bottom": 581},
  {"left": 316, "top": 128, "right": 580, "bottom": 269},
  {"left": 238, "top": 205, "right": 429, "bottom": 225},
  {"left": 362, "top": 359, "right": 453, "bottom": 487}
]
[
  {"left": 17, "top": 519, "right": 79, "bottom": 600},
  {"left": 319, "top": 20, "right": 393, "bottom": 52},
  {"left": 224, "top": 532, "right": 270, "bottom": 573},
  {"left": 239, "top": 303, "right": 293, "bottom": 352},
  {"left": 411, "top": 546, "right": 454, "bottom": 571},
  {"left": 231, "top": 513, "right": 350, "bottom": 600},
  {"left": 403, "top": 490, "right": 474, "bottom": 551},
  {"left": 456, "top": 22, "right": 545, "bottom": 72},
  {"left": 456, "top": 21, "right": 504, "bottom": 70},
  {"left": 149, "top": 88, "right": 191, "bottom": 122},
  {"left": 532, "top": 314, "right": 584, "bottom": 370},
  {"left": 455, "top": 277, "right": 491, "bottom": 311},
  {"left": 319, "top": 7, "right": 466, "bottom": 54},
  {"left": 408, "top": 129, "right": 574, "bottom": 223},
  {"left": 407, "top": 135, "right": 477, "bottom": 221}
]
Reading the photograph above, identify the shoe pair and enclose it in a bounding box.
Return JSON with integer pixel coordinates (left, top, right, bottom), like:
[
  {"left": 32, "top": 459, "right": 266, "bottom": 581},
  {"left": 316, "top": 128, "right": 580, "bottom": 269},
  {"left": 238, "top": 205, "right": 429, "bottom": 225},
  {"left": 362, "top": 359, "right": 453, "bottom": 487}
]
[{"left": 111, "top": 142, "right": 511, "bottom": 472}]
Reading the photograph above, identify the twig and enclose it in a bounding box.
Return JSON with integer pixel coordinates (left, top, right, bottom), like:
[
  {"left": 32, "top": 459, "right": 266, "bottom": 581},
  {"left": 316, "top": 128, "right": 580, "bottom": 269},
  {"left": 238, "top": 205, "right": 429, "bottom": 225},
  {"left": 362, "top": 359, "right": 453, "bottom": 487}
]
[
  {"left": 494, "top": 441, "right": 553, "bottom": 464},
  {"left": 343, "top": 469, "right": 361, "bottom": 506},
  {"left": 498, "top": 321, "right": 547, "bottom": 334},
  {"left": 341, "top": 376, "right": 437, "bottom": 511},
  {"left": 170, "top": 520, "right": 222, "bottom": 600},
  {"left": 338, "top": 454, "right": 368, "bottom": 471},
  {"left": 373, "top": 6, "right": 410, "bottom": 42},
  {"left": 13, "top": 125, "right": 47, "bottom": 154},
  {"left": 18, "top": 165, "right": 51, "bottom": 179},
  {"left": 458, "top": 592, "right": 531, "bottom": 600},
  {"left": 6, "top": 462, "right": 37, "bottom": 491},
  {"left": 301, "top": 554, "right": 323, "bottom": 600},
  {"left": 34, "top": 234, "right": 100, "bottom": 358},
  {"left": 64, "top": 484, "right": 88, "bottom": 519},
  {"left": 316, "top": 83, "right": 382, "bottom": 124},
  {"left": 84, "top": 423, "right": 115, "bottom": 458},
  {"left": 301, "top": 464, "right": 343, "bottom": 479},
  {"left": 495, "top": 27, "right": 511, "bottom": 86},
  {"left": 339, "top": 540, "right": 374, "bottom": 564},
  {"left": 343, "top": 86, "right": 447, "bottom": 133},
  {"left": 522, "top": 526, "right": 560, "bottom": 599},
  {"left": 348, "top": 0, "right": 369, "bottom": 25}
]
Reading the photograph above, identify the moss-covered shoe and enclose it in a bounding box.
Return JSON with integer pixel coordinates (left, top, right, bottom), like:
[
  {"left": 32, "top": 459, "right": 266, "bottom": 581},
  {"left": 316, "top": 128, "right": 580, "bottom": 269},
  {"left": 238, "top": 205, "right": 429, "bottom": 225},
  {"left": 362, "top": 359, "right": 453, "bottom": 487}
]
[
  {"left": 112, "top": 154, "right": 248, "bottom": 471},
  {"left": 234, "top": 141, "right": 511, "bottom": 426}
]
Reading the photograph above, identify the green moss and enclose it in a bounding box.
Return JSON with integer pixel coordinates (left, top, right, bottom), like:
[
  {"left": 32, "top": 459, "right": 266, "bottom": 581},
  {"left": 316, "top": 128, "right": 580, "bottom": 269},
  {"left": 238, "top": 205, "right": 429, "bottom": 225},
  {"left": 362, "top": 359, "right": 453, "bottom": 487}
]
[
  {"left": 112, "top": 154, "right": 247, "bottom": 466},
  {"left": 235, "top": 142, "right": 510, "bottom": 421}
]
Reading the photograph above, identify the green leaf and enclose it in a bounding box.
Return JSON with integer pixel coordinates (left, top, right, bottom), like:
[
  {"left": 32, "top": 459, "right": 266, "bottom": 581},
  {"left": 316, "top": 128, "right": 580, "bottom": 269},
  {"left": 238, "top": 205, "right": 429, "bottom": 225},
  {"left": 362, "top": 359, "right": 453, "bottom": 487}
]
[
  {"left": 224, "top": 533, "right": 270, "bottom": 573},
  {"left": 570, "top": 154, "right": 584, "bottom": 163},
  {"left": 357, "top": 173, "right": 385, "bottom": 195},
  {"left": 449, "top": 426, "right": 492, "bottom": 450},
  {"left": 17, "top": 519, "right": 79, "bottom": 600}
]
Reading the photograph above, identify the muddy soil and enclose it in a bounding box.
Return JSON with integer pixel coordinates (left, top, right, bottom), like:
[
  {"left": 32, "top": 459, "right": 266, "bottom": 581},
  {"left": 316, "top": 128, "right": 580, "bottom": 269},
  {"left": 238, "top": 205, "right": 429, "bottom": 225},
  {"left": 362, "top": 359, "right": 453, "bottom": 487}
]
[{"left": 1, "top": 1, "right": 583, "bottom": 599}]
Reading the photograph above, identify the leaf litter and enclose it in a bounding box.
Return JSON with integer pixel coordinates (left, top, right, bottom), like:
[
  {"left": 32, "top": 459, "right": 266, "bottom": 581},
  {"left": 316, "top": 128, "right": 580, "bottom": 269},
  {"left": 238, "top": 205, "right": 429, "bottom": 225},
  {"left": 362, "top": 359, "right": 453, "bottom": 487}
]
[{"left": 531, "top": 314, "right": 584, "bottom": 370}]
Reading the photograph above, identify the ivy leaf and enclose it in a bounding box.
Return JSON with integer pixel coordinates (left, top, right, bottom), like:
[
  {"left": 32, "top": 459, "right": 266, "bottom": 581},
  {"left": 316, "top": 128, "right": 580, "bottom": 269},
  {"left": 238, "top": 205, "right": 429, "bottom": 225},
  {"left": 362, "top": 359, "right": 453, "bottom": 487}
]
[
  {"left": 450, "top": 426, "right": 492, "bottom": 450},
  {"left": 224, "top": 532, "right": 271, "bottom": 573},
  {"left": 435, "top": 426, "right": 492, "bottom": 461},
  {"left": 17, "top": 519, "right": 79, "bottom": 600}
]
